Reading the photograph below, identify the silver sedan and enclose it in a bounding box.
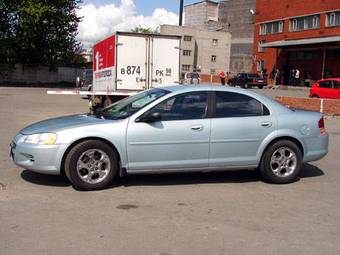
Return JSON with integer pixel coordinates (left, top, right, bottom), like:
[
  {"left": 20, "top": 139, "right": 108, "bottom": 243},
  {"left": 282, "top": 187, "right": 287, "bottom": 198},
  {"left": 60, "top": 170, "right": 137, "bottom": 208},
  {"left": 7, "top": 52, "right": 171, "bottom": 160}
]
[{"left": 10, "top": 85, "right": 329, "bottom": 190}]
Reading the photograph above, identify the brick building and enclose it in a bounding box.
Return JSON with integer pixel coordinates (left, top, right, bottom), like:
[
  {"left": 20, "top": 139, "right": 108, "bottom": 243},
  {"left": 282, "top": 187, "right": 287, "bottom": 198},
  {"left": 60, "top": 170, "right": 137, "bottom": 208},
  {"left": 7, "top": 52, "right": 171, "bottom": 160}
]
[{"left": 253, "top": 0, "right": 340, "bottom": 86}]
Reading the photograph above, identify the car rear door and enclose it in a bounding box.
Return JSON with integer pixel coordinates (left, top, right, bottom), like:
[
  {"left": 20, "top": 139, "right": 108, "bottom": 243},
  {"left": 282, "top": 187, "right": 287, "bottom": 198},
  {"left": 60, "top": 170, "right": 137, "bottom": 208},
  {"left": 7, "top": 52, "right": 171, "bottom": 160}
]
[
  {"left": 127, "top": 91, "right": 211, "bottom": 171},
  {"left": 209, "top": 91, "right": 276, "bottom": 167}
]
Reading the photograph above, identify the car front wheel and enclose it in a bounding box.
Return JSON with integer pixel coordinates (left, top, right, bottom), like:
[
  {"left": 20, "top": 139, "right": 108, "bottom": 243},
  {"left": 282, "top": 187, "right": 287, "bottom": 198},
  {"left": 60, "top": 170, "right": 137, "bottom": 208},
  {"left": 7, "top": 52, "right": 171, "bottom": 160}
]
[
  {"left": 64, "top": 140, "right": 118, "bottom": 190},
  {"left": 260, "top": 140, "right": 302, "bottom": 184}
]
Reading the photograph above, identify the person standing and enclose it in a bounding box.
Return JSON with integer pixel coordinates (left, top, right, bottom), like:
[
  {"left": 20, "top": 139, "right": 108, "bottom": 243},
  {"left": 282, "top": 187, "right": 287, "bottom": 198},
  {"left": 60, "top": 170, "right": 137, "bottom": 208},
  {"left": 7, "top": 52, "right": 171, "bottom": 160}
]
[
  {"left": 295, "top": 68, "right": 300, "bottom": 86},
  {"left": 219, "top": 71, "right": 226, "bottom": 85}
]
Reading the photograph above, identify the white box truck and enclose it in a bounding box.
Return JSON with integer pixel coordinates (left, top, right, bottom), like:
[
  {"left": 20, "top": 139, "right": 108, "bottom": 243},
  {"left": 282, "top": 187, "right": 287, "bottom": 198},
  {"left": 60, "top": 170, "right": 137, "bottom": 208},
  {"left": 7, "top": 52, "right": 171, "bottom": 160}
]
[{"left": 48, "top": 32, "right": 181, "bottom": 108}]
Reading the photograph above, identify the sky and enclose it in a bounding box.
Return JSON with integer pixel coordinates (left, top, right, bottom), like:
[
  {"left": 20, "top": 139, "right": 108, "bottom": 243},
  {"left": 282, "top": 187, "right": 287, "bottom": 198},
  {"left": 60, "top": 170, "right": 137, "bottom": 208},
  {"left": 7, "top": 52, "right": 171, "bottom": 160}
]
[{"left": 77, "top": 0, "right": 204, "bottom": 47}]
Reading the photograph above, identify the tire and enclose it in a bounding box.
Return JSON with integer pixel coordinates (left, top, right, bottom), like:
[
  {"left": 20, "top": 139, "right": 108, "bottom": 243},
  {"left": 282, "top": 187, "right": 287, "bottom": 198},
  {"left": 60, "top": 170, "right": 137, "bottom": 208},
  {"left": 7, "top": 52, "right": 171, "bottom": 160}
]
[
  {"left": 311, "top": 94, "right": 319, "bottom": 98},
  {"left": 259, "top": 140, "right": 302, "bottom": 184},
  {"left": 258, "top": 84, "right": 264, "bottom": 89},
  {"left": 244, "top": 83, "right": 250, "bottom": 89},
  {"left": 64, "top": 140, "right": 118, "bottom": 190}
]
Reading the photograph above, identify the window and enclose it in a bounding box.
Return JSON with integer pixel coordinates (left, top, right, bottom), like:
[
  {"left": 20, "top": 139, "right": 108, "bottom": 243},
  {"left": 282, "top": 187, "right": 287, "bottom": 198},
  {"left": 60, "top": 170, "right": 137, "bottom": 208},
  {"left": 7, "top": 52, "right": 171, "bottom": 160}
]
[
  {"left": 258, "top": 40, "right": 265, "bottom": 53},
  {"left": 147, "top": 92, "right": 208, "bottom": 121},
  {"left": 182, "top": 65, "right": 190, "bottom": 71},
  {"left": 214, "top": 92, "right": 270, "bottom": 118},
  {"left": 327, "top": 49, "right": 340, "bottom": 58},
  {"left": 211, "top": 55, "right": 217, "bottom": 62},
  {"left": 333, "top": 81, "right": 340, "bottom": 89},
  {"left": 184, "top": 35, "right": 192, "bottom": 41},
  {"left": 102, "top": 88, "right": 170, "bottom": 120},
  {"left": 212, "top": 39, "right": 218, "bottom": 46},
  {"left": 288, "top": 50, "right": 320, "bottom": 60},
  {"left": 318, "top": 81, "right": 332, "bottom": 88},
  {"left": 327, "top": 11, "right": 340, "bottom": 27},
  {"left": 260, "top": 21, "right": 284, "bottom": 35},
  {"left": 183, "top": 50, "right": 191, "bottom": 56},
  {"left": 290, "top": 15, "right": 320, "bottom": 31}
]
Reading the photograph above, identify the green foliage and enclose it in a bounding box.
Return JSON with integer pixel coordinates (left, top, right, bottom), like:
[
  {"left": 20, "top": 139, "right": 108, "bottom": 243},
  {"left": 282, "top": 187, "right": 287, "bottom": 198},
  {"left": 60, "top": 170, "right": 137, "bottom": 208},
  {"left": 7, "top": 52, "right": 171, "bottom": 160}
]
[
  {"left": 131, "top": 26, "right": 159, "bottom": 34},
  {"left": 0, "top": 0, "right": 83, "bottom": 71}
]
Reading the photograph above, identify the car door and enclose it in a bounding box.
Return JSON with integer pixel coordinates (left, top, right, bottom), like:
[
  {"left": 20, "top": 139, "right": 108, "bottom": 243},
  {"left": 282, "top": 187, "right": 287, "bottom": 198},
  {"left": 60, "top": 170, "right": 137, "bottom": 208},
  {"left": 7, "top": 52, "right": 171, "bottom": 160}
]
[
  {"left": 330, "top": 80, "right": 340, "bottom": 99},
  {"left": 317, "top": 80, "right": 333, "bottom": 98},
  {"left": 209, "top": 91, "right": 276, "bottom": 167},
  {"left": 126, "top": 91, "right": 211, "bottom": 171}
]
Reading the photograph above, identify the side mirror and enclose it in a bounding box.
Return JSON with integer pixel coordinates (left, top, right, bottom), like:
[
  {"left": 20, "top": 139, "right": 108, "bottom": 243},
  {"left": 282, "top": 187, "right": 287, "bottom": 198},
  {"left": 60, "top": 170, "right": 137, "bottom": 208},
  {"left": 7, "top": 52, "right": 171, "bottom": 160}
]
[{"left": 136, "top": 112, "right": 162, "bottom": 123}]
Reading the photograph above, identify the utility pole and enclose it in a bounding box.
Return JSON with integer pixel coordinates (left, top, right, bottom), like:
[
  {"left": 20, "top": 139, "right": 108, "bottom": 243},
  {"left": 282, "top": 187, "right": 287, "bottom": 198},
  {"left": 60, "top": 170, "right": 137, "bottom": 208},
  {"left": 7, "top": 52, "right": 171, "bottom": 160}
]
[{"left": 179, "top": 0, "right": 184, "bottom": 26}]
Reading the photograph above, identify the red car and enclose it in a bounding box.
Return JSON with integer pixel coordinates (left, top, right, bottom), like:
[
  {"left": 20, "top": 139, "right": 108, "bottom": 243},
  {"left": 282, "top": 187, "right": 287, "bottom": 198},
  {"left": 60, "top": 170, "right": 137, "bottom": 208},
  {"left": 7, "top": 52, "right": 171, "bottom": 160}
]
[{"left": 310, "top": 78, "right": 340, "bottom": 99}]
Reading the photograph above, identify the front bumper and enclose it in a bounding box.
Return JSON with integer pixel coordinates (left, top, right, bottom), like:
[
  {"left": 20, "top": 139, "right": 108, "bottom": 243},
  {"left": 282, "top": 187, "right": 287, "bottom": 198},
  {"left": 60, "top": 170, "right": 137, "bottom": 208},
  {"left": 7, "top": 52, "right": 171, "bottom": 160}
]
[{"left": 10, "top": 133, "right": 68, "bottom": 175}]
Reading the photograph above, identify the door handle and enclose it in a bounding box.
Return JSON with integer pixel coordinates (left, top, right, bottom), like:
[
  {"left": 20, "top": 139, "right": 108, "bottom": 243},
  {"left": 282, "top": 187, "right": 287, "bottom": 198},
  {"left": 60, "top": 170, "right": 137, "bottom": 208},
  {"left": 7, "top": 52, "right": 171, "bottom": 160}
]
[
  {"left": 191, "top": 125, "right": 203, "bottom": 131},
  {"left": 261, "top": 121, "right": 272, "bottom": 127}
]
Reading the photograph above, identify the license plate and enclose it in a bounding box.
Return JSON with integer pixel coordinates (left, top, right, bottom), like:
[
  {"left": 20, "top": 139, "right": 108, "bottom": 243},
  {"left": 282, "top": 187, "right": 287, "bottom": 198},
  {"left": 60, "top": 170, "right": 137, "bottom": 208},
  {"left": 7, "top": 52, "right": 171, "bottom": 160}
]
[{"left": 258, "top": 80, "right": 264, "bottom": 82}]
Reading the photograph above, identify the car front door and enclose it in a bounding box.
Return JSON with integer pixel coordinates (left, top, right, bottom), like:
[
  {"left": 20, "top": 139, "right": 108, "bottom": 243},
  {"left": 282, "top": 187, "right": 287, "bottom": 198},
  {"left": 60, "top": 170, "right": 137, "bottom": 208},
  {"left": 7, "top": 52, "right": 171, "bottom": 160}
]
[
  {"left": 209, "top": 91, "right": 276, "bottom": 167},
  {"left": 318, "top": 80, "right": 333, "bottom": 98},
  {"left": 126, "top": 91, "right": 211, "bottom": 171},
  {"left": 330, "top": 80, "right": 340, "bottom": 99}
]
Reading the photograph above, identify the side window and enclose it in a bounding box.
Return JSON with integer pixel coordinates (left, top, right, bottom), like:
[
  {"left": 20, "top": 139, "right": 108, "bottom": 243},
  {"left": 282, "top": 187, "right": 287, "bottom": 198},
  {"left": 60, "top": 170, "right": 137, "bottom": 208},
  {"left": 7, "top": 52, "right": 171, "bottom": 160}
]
[
  {"left": 319, "top": 81, "right": 332, "bottom": 88},
  {"left": 332, "top": 80, "right": 340, "bottom": 89},
  {"left": 214, "top": 92, "right": 270, "bottom": 118},
  {"left": 149, "top": 92, "right": 208, "bottom": 121}
]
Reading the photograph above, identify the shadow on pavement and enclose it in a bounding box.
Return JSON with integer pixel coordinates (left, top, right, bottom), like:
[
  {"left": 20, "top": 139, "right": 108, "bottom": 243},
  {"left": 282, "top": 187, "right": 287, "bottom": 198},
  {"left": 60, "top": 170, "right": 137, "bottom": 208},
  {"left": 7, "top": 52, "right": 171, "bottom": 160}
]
[
  {"left": 300, "top": 163, "right": 325, "bottom": 178},
  {"left": 20, "top": 163, "right": 324, "bottom": 189},
  {"left": 21, "top": 170, "right": 70, "bottom": 187}
]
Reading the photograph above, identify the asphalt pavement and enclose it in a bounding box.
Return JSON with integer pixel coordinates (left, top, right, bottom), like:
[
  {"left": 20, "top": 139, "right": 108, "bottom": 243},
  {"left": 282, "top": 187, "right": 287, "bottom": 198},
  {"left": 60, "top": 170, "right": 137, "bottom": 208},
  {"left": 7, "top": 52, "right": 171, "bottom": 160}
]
[{"left": 0, "top": 87, "right": 339, "bottom": 255}]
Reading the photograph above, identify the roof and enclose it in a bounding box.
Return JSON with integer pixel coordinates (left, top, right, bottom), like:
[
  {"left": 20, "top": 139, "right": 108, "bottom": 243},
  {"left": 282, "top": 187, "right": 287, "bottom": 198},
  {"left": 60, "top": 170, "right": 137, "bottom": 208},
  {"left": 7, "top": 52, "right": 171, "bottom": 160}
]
[
  {"left": 184, "top": 0, "right": 218, "bottom": 8},
  {"left": 261, "top": 36, "right": 340, "bottom": 48}
]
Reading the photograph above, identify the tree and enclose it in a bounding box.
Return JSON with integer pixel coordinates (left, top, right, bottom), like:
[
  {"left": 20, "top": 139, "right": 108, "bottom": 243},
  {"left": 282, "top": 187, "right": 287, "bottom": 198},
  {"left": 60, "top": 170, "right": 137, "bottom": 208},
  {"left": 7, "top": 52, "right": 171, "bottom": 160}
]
[
  {"left": 131, "top": 26, "right": 159, "bottom": 34},
  {"left": 0, "top": 0, "right": 83, "bottom": 71}
]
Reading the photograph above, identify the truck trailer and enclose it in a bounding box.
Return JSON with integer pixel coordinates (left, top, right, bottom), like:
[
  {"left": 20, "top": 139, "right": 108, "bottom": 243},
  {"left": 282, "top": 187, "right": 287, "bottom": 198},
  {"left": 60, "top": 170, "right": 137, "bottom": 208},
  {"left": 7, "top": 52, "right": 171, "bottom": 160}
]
[{"left": 48, "top": 32, "right": 181, "bottom": 108}]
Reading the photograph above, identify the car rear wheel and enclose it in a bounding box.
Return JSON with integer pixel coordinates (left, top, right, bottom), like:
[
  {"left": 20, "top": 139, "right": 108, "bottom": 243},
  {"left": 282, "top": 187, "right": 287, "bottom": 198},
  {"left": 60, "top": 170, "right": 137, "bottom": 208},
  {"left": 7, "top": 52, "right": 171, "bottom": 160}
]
[
  {"left": 258, "top": 84, "right": 264, "bottom": 89},
  {"left": 64, "top": 140, "right": 118, "bottom": 190},
  {"left": 260, "top": 140, "right": 302, "bottom": 184},
  {"left": 311, "top": 94, "right": 319, "bottom": 98},
  {"left": 244, "top": 83, "right": 250, "bottom": 89}
]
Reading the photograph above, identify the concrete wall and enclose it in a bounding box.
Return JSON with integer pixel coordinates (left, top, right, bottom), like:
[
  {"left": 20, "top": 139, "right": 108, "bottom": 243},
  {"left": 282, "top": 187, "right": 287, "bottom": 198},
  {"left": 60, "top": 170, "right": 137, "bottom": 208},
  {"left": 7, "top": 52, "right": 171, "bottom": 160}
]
[
  {"left": 0, "top": 64, "right": 83, "bottom": 84},
  {"left": 160, "top": 25, "right": 231, "bottom": 77},
  {"left": 184, "top": 1, "right": 219, "bottom": 30},
  {"left": 219, "top": 0, "right": 256, "bottom": 73}
]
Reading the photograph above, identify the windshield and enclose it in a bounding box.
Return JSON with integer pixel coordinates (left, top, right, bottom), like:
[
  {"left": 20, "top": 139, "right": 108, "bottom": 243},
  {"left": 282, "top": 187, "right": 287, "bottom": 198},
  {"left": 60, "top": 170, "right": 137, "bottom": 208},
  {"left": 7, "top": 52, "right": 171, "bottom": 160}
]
[{"left": 101, "top": 88, "right": 170, "bottom": 119}]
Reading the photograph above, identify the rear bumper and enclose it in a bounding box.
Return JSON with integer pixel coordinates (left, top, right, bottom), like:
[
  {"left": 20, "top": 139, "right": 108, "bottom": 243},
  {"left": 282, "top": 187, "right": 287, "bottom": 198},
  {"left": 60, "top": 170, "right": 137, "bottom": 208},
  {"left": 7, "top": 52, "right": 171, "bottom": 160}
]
[{"left": 303, "top": 134, "right": 329, "bottom": 162}]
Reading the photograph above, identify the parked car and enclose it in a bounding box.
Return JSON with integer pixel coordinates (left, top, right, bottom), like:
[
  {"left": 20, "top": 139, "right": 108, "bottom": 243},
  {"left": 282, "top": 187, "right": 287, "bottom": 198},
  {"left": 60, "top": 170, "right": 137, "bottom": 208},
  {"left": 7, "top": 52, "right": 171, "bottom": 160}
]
[
  {"left": 76, "top": 69, "right": 93, "bottom": 92},
  {"left": 228, "top": 73, "right": 267, "bottom": 89},
  {"left": 309, "top": 78, "right": 340, "bottom": 99},
  {"left": 184, "top": 72, "right": 200, "bottom": 84},
  {"left": 10, "top": 85, "right": 328, "bottom": 190}
]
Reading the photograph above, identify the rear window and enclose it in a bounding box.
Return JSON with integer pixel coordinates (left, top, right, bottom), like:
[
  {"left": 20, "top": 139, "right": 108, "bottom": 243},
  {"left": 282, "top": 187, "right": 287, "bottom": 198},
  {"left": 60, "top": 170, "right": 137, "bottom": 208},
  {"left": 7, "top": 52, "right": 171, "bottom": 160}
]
[
  {"left": 247, "top": 73, "right": 260, "bottom": 79},
  {"left": 215, "top": 92, "right": 270, "bottom": 118}
]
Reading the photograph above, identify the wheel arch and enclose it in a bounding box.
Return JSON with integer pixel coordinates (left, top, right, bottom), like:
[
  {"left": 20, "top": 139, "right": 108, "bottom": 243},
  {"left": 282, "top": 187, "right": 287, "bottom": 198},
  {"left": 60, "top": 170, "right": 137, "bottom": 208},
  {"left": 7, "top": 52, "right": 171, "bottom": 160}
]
[
  {"left": 260, "top": 136, "right": 304, "bottom": 164},
  {"left": 60, "top": 137, "right": 123, "bottom": 177}
]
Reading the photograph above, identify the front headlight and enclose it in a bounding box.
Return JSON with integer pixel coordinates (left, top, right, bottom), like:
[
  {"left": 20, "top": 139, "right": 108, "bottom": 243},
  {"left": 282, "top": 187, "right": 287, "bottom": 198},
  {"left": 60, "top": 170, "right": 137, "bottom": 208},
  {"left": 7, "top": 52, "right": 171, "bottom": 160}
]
[{"left": 24, "top": 133, "right": 57, "bottom": 145}]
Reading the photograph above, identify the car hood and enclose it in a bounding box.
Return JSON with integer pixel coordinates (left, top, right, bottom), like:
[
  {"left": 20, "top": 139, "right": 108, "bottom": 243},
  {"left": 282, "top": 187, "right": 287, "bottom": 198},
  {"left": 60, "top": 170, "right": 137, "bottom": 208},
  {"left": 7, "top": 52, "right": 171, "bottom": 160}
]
[{"left": 20, "top": 114, "right": 106, "bottom": 135}]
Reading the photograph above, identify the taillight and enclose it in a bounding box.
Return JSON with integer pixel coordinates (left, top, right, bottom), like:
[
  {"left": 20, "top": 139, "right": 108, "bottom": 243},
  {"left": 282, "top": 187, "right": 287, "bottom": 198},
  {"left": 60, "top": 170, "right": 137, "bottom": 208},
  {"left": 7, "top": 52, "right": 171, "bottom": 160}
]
[{"left": 318, "top": 117, "right": 326, "bottom": 135}]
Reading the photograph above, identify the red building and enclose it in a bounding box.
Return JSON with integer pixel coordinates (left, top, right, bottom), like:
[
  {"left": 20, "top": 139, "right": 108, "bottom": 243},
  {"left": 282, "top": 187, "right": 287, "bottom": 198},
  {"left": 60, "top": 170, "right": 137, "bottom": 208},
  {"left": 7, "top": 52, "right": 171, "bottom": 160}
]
[{"left": 253, "top": 0, "right": 340, "bottom": 86}]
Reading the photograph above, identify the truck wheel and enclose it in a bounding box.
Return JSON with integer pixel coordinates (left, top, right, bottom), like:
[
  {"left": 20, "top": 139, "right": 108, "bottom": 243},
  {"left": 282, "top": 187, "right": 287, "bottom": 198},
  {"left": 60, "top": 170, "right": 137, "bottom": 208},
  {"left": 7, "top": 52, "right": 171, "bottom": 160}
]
[
  {"left": 64, "top": 140, "right": 118, "bottom": 190},
  {"left": 260, "top": 140, "right": 302, "bottom": 184}
]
